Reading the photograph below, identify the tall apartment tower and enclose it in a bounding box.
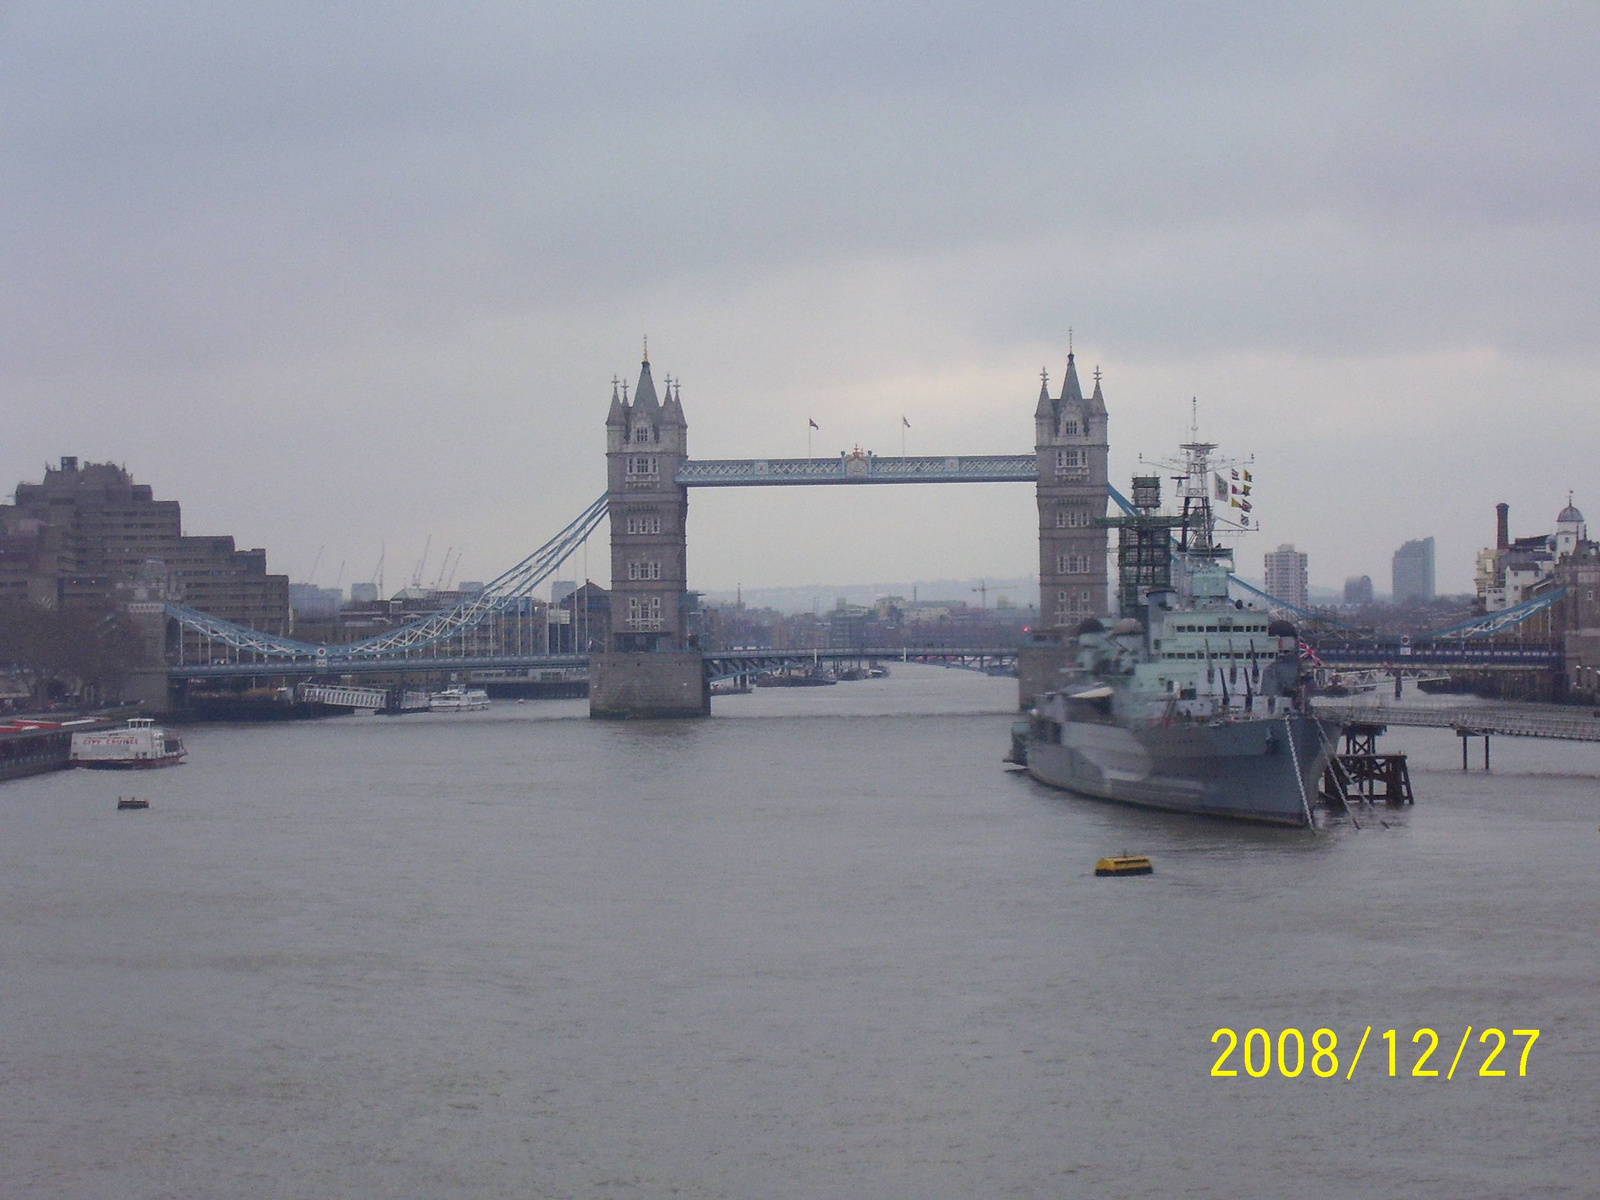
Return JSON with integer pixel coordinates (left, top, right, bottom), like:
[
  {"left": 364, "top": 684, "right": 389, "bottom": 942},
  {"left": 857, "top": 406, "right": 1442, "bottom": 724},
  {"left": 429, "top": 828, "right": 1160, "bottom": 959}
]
[
  {"left": 1034, "top": 352, "right": 1110, "bottom": 625},
  {"left": 1263, "top": 543, "right": 1309, "bottom": 609},
  {"left": 605, "top": 352, "right": 690, "bottom": 651},
  {"left": 1392, "top": 537, "right": 1436, "bottom": 603}
]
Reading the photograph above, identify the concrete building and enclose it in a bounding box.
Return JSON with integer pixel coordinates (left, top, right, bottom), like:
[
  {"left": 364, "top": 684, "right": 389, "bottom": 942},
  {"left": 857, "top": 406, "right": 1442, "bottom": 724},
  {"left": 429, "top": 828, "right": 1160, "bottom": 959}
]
[
  {"left": 828, "top": 600, "right": 872, "bottom": 648},
  {"left": 1033, "top": 353, "right": 1110, "bottom": 626},
  {"left": 1343, "top": 575, "right": 1374, "bottom": 605},
  {"left": 1263, "top": 544, "right": 1309, "bottom": 609},
  {"left": 0, "top": 458, "right": 288, "bottom": 633},
  {"left": 288, "top": 583, "right": 343, "bottom": 619},
  {"left": 1392, "top": 537, "right": 1436, "bottom": 604}
]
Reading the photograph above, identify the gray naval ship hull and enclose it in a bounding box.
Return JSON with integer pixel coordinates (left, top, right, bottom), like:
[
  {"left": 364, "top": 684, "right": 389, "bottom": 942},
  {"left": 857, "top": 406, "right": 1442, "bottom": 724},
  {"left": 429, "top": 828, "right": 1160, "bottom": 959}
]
[{"left": 1025, "top": 712, "right": 1338, "bottom": 826}]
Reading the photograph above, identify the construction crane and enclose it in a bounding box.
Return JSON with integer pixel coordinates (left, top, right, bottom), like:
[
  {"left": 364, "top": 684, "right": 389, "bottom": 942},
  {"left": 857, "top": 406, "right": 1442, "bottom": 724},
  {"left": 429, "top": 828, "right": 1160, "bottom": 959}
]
[{"left": 411, "top": 535, "right": 432, "bottom": 590}]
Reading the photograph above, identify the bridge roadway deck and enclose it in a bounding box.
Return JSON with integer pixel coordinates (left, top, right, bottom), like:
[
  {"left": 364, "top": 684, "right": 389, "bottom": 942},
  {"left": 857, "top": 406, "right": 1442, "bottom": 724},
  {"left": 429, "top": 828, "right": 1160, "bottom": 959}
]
[
  {"left": 170, "top": 647, "right": 1019, "bottom": 682},
  {"left": 1316, "top": 703, "right": 1600, "bottom": 742}
]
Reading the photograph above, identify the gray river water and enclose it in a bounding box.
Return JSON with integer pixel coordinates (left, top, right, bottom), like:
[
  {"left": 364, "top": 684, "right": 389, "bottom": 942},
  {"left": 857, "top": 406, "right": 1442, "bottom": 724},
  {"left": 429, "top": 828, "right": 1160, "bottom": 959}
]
[{"left": 3, "top": 665, "right": 1596, "bottom": 1198}]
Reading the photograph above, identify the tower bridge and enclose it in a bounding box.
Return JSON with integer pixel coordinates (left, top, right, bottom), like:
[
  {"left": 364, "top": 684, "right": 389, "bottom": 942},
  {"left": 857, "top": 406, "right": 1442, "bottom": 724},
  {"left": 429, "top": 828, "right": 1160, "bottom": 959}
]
[
  {"left": 150, "top": 346, "right": 1564, "bottom": 716},
  {"left": 592, "top": 349, "right": 1106, "bottom": 715}
]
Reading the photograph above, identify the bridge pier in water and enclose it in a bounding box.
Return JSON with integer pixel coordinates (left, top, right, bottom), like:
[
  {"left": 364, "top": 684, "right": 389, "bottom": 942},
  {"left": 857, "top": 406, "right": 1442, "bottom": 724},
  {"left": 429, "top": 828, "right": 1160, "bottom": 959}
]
[
  {"left": 589, "top": 652, "right": 709, "bottom": 719},
  {"left": 1018, "top": 643, "right": 1074, "bottom": 711}
]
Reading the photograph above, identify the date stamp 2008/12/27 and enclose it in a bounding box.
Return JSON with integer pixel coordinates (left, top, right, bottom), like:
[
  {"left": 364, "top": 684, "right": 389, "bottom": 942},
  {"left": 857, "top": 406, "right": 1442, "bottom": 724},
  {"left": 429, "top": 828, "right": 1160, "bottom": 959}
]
[{"left": 1210, "top": 1027, "right": 1540, "bottom": 1080}]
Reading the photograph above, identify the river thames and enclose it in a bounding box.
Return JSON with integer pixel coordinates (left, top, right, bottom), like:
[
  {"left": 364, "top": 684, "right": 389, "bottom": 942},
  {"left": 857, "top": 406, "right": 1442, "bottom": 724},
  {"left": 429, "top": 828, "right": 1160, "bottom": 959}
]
[{"left": 3, "top": 665, "right": 1596, "bottom": 1198}]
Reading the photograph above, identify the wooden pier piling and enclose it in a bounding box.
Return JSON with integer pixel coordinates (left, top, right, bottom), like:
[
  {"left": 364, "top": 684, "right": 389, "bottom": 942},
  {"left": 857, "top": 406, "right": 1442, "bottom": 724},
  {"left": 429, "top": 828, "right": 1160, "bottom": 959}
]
[
  {"left": 1322, "top": 720, "right": 1414, "bottom": 806},
  {"left": 1457, "top": 728, "right": 1490, "bottom": 770}
]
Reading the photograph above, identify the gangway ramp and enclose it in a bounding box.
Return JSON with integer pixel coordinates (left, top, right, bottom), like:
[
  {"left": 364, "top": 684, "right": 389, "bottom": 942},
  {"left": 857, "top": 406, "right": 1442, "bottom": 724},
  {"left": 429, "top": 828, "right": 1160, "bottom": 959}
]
[{"left": 296, "top": 683, "right": 389, "bottom": 710}]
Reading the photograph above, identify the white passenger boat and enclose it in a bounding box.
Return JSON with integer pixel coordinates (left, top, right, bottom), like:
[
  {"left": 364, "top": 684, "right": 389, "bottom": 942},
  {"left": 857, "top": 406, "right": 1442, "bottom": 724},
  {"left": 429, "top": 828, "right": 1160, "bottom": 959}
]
[
  {"left": 428, "top": 687, "right": 490, "bottom": 711},
  {"left": 71, "top": 718, "right": 187, "bottom": 769}
]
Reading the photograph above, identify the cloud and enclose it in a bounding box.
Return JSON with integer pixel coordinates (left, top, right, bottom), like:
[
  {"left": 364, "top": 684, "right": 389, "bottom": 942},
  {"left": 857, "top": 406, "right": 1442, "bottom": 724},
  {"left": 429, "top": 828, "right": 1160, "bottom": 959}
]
[{"left": 2, "top": 2, "right": 1596, "bottom": 596}]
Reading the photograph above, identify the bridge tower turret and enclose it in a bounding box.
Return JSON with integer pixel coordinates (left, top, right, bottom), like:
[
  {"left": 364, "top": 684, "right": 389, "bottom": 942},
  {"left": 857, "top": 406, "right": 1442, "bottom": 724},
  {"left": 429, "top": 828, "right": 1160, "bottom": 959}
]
[
  {"left": 1034, "top": 350, "right": 1110, "bottom": 626},
  {"left": 606, "top": 350, "right": 691, "bottom": 651}
]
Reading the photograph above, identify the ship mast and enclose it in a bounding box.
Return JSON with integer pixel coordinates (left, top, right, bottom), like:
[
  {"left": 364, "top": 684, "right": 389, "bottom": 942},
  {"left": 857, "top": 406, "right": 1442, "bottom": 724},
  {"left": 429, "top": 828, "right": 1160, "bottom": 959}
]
[{"left": 1134, "top": 401, "right": 1257, "bottom": 605}]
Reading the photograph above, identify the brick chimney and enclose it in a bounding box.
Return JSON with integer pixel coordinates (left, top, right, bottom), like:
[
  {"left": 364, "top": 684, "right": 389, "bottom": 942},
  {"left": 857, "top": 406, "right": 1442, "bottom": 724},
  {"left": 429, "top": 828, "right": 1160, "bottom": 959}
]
[{"left": 1496, "top": 502, "right": 1509, "bottom": 552}]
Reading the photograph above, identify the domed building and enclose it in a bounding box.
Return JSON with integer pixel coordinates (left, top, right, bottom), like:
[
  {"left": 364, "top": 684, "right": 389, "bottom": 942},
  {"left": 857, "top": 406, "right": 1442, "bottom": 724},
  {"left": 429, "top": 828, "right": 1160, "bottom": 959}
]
[{"left": 1555, "top": 494, "right": 1587, "bottom": 558}]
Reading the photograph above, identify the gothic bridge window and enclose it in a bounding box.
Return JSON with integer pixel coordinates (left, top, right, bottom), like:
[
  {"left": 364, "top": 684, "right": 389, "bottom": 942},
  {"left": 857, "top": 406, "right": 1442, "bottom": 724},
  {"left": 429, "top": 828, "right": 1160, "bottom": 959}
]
[
  {"left": 626, "top": 595, "right": 664, "bottom": 630},
  {"left": 1055, "top": 448, "right": 1087, "bottom": 480},
  {"left": 626, "top": 455, "right": 660, "bottom": 481}
]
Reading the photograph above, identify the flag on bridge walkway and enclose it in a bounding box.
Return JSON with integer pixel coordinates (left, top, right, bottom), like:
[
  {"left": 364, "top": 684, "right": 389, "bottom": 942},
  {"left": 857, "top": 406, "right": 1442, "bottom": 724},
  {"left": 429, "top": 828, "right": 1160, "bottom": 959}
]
[
  {"left": 808, "top": 418, "right": 819, "bottom": 430},
  {"left": 902, "top": 416, "right": 911, "bottom": 428}
]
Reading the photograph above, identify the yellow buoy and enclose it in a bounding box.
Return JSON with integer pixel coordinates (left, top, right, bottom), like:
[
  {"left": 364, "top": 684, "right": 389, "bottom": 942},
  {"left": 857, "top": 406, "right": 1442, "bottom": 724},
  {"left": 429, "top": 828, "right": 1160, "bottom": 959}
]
[{"left": 1095, "top": 855, "right": 1153, "bottom": 877}]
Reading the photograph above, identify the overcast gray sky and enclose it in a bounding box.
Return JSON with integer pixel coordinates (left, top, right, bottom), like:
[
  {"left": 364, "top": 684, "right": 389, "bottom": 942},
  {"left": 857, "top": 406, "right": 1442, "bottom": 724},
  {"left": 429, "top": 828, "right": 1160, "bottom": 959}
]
[{"left": 4, "top": 2, "right": 1595, "bottom": 598}]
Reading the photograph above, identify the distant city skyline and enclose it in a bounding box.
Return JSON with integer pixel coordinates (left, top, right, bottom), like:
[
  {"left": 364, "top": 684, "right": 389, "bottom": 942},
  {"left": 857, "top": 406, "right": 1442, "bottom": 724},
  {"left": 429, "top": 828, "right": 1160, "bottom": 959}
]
[{"left": 3, "top": 6, "right": 1595, "bottom": 596}]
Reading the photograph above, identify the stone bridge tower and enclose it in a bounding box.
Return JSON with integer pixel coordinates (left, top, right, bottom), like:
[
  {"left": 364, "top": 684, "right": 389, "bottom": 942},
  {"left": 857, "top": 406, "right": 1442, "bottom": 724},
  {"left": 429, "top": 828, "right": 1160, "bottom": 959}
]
[
  {"left": 591, "top": 347, "right": 708, "bottom": 717},
  {"left": 1019, "top": 349, "right": 1111, "bottom": 709},
  {"left": 1034, "top": 351, "right": 1110, "bottom": 626},
  {"left": 605, "top": 350, "right": 690, "bottom": 651}
]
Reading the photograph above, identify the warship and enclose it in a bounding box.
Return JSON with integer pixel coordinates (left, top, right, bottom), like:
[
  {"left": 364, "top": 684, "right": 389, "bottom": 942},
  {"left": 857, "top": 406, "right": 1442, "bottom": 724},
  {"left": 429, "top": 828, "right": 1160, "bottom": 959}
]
[{"left": 1023, "top": 437, "right": 1337, "bottom": 826}]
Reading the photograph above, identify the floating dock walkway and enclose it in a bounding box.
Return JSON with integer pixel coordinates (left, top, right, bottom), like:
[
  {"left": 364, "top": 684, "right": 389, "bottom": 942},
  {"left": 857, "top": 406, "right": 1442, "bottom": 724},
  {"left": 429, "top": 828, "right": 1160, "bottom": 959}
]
[
  {"left": 1318, "top": 702, "right": 1600, "bottom": 774},
  {"left": 1318, "top": 703, "right": 1600, "bottom": 743}
]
